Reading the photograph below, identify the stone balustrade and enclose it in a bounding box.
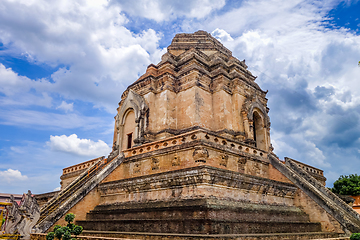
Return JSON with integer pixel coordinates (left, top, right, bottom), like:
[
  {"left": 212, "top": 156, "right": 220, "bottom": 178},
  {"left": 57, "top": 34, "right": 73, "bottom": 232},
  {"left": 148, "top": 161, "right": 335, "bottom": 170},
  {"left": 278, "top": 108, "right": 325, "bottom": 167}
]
[
  {"left": 62, "top": 157, "right": 102, "bottom": 175},
  {"left": 123, "top": 129, "right": 268, "bottom": 160},
  {"left": 285, "top": 157, "right": 324, "bottom": 176}
]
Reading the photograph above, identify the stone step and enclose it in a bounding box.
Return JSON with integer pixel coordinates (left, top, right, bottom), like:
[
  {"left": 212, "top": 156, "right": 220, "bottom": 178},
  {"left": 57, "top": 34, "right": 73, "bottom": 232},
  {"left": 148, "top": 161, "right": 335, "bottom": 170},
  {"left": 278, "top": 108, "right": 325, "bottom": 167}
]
[
  {"left": 30, "top": 233, "right": 139, "bottom": 240},
  {"left": 77, "top": 219, "right": 322, "bottom": 234},
  {"left": 79, "top": 230, "right": 345, "bottom": 240},
  {"left": 314, "top": 238, "right": 349, "bottom": 240},
  {"left": 86, "top": 199, "right": 311, "bottom": 223}
]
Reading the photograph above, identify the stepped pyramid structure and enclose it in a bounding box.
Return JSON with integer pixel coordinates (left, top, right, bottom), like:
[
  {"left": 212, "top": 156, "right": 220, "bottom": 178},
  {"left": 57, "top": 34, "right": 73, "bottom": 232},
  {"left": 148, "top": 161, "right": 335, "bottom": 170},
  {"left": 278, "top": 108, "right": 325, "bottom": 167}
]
[{"left": 34, "top": 31, "right": 360, "bottom": 240}]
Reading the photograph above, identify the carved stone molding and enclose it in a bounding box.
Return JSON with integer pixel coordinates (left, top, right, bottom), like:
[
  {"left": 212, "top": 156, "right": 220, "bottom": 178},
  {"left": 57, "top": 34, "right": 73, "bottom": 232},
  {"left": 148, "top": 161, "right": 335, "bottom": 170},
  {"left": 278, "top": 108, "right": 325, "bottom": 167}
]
[
  {"left": 133, "top": 162, "right": 141, "bottom": 173},
  {"left": 253, "top": 162, "right": 261, "bottom": 176},
  {"left": 238, "top": 157, "right": 247, "bottom": 173},
  {"left": 219, "top": 154, "right": 228, "bottom": 167},
  {"left": 151, "top": 158, "right": 159, "bottom": 170},
  {"left": 193, "top": 147, "right": 209, "bottom": 163},
  {"left": 99, "top": 165, "right": 297, "bottom": 200},
  {"left": 172, "top": 153, "right": 180, "bottom": 166}
]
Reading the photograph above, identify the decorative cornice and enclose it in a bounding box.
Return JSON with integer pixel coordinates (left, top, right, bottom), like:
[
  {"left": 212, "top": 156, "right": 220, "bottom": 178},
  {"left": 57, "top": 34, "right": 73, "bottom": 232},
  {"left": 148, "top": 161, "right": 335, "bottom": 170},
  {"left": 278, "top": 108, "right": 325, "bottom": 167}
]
[
  {"left": 122, "top": 128, "right": 268, "bottom": 161},
  {"left": 98, "top": 165, "right": 297, "bottom": 199}
]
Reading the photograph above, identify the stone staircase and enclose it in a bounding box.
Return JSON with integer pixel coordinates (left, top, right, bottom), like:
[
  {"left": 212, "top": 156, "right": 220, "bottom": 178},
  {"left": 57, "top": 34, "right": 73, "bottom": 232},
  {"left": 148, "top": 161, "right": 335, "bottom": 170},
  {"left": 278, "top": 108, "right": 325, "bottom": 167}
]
[
  {"left": 34, "top": 155, "right": 124, "bottom": 233},
  {"left": 269, "top": 154, "right": 360, "bottom": 234}
]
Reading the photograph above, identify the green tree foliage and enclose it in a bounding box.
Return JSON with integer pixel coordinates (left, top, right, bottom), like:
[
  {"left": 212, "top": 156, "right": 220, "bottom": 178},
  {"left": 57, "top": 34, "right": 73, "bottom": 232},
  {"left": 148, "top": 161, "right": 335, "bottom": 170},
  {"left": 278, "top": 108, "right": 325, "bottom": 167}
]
[
  {"left": 46, "top": 213, "right": 83, "bottom": 240},
  {"left": 53, "top": 225, "right": 62, "bottom": 232},
  {"left": 64, "top": 213, "right": 75, "bottom": 224},
  {"left": 351, "top": 233, "right": 360, "bottom": 240},
  {"left": 46, "top": 232, "right": 55, "bottom": 240},
  {"left": 54, "top": 228, "right": 65, "bottom": 240},
  {"left": 72, "top": 225, "right": 83, "bottom": 236},
  {"left": 331, "top": 174, "right": 360, "bottom": 196},
  {"left": 62, "top": 231, "right": 72, "bottom": 240}
]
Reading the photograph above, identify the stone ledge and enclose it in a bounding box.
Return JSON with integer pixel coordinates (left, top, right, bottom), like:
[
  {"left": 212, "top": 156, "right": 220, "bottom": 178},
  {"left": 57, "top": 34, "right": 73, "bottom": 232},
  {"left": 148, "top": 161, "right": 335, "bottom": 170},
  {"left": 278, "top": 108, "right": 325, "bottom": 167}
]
[
  {"left": 80, "top": 230, "right": 343, "bottom": 240},
  {"left": 32, "top": 232, "right": 347, "bottom": 240},
  {"left": 314, "top": 238, "right": 349, "bottom": 240},
  {"left": 91, "top": 198, "right": 303, "bottom": 212},
  {"left": 98, "top": 165, "right": 297, "bottom": 199},
  {"left": 83, "top": 204, "right": 310, "bottom": 224},
  {"left": 31, "top": 233, "right": 138, "bottom": 240},
  {"left": 123, "top": 129, "right": 268, "bottom": 161}
]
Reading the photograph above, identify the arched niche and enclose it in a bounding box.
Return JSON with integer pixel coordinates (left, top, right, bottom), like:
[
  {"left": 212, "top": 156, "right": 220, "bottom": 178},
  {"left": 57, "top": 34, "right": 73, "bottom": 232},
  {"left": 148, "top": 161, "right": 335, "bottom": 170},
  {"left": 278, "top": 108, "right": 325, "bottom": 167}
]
[
  {"left": 122, "top": 109, "right": 136, "bottom": 150},
  {"left": 252, "top": 110, "right": 266, "bottom": 151},
  {"left": 113, "top": 90, "right": 149, "bottom": 153},
  {"left": 242, "top": 97, "right": 270, "bottom": 151}
]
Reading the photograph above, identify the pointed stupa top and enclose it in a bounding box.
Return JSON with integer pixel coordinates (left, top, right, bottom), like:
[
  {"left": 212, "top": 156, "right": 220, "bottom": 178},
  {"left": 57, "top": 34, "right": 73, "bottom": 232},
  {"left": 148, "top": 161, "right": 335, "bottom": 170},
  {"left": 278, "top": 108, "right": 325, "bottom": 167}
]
[{"left": 167, "top": 30, "right": 232, "bottom": 57}]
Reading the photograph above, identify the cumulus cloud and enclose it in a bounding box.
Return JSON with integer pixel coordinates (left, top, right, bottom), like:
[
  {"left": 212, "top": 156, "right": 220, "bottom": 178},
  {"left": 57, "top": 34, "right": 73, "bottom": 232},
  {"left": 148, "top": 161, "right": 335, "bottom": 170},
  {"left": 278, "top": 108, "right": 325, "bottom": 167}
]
[
  {"left": 48, "top": 134, "right": 111, "bottom": 157},
  {"left": 0, "top": 64, "right": 52, "bottom": 107},
  {"left": 0, "top": 169, "right": 28, "bottom": 183},
  {"left": 212, "top": 28, "right": 234, "bottom": 42},
  {"left": 56, "top": 101, "right": 73, "bottom": 112},
  {"left": 0, "top": 64, "right": 32, "bottom": 96},
  {"left": 0, "top": 0, "right": 165, "bottom": 112}
]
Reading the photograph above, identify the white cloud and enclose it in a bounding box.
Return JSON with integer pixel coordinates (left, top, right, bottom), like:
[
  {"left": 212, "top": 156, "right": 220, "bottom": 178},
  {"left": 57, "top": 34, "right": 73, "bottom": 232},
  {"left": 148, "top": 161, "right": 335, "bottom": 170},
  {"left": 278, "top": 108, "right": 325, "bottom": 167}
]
[
  {"left": 48, "top": 134, "right": 111, "bottom": 157},
  {"left": 112, "top": 0, "right": 226, "bottom": 22},
  {"left": 0, "top": 64, "right": 31, "bottom": 95},
  {"left": 56, "top": 101, "right": 73, "bottom": 112},
  {"left": 0, "top": 169, "right": 28, "bottom": 183},
  {"left": 0, "top": 0, "right": 165, "bottom": 112},
  {"left": 0, "top": 64, "right": 53, "bottom": 107},
  {"left": 212, "top": 28, "right": 234, "bottom": 42},
  {"left": 205, "top": 0, "right": 335, "bottom": 36},
  {"left": 0, "top": 109, "right": 108, "bottom": 130}
]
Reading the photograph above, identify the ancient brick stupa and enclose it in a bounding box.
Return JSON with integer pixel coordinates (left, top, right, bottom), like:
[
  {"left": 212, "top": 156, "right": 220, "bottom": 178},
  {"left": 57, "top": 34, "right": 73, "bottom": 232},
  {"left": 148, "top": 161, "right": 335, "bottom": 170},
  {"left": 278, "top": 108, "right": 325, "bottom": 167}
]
[{"left": 34, "top": 31, "right": 360, "bottom": 239}]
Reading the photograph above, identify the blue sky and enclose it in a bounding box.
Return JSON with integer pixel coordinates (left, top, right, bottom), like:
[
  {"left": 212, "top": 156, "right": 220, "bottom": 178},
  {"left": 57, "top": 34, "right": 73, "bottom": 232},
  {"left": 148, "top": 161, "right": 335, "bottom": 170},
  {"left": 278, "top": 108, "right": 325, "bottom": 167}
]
[{"left": 0, "top": 0, "right": 360, "bottom": 194}]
